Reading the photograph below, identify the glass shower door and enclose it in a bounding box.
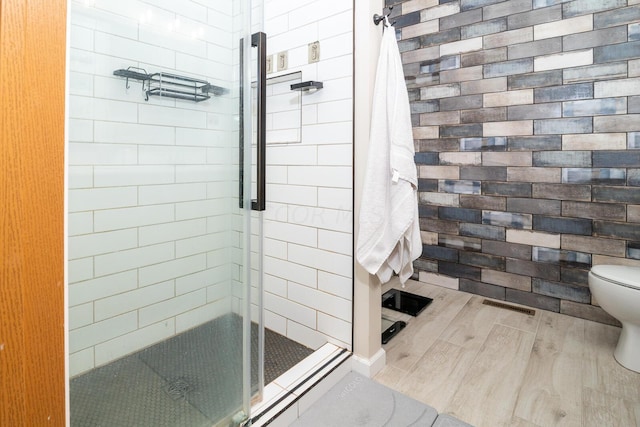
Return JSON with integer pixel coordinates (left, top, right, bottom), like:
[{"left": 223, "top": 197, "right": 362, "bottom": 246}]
[{"left": 66, "top": 0, "right": 263, "bottom": 425}]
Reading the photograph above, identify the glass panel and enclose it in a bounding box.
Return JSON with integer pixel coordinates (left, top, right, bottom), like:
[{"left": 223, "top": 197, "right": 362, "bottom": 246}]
[{"left": 66, "top": 0, "right": 258, "bottom": 425}]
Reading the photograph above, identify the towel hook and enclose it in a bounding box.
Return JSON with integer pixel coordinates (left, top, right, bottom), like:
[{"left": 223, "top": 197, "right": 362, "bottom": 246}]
[{"left": 373, "top": 5, "right": 394, "bottom": 27}]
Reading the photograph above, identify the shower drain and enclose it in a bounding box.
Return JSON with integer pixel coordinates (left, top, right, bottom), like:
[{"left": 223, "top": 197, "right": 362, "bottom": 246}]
[
  {"left": 482, "top": 299, "right": 536, "bottom": 316},
  {"left": 165, "top": 377, "right": 192, "bottom": 400}
]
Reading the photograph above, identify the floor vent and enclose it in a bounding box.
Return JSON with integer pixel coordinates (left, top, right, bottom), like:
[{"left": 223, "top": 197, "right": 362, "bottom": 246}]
[{"left": 482, "top": 299, "right": 536, "bottom": 316}]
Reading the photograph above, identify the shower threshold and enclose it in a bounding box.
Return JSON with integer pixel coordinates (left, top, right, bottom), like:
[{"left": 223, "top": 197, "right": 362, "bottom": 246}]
[{"left": 248, "top": 343, "right": 351, "bottom": 427}]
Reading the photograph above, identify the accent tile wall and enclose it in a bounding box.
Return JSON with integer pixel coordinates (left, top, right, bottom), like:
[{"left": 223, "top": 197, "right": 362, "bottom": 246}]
[{"left": 389, "top": 0, "right": 640, "bottom": 325}]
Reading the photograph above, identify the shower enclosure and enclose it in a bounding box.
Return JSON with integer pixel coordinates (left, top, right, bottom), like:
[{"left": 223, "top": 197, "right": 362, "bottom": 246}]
[
  {"left": 66, "top": 0, "right": 356, "bottom": 424},
  {"left": 66, "top": 0, "right": 274, "bottom": 424}
]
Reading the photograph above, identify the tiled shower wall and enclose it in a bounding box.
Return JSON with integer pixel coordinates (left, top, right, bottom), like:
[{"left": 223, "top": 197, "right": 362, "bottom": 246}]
[
  {"left": 261, "top": 0, "right": 354, "bottom": 350},
  {"left": 390, "top": 0, "right": 640, "bottom": 324},
  {"left": 67, "top": 0, "right": 239, "bottom": 376}
]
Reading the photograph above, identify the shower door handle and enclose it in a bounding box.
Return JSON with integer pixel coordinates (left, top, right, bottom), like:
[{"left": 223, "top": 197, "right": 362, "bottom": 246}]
[
  {"left": 252, "top": 31, "right": 267, "bottom": 211},
  {"left": 238, "top": 32, "right": 267, "bottom": 211}
]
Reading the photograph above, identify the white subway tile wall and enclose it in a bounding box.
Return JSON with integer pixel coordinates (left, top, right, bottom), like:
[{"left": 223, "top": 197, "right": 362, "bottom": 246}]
[
  {"left": 255, "top": 0, "right": 353, "bottom": 351},
  {"left": 68, "top": 0, "right": 240, "bottom": 375},
  {"left": 68, "top": 0, "right": 354, "bottom": 374}
]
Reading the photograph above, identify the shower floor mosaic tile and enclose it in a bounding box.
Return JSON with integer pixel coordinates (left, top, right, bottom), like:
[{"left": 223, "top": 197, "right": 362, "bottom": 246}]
[{"left": 70, "top": 314, "right": 313, "bottom": 426}]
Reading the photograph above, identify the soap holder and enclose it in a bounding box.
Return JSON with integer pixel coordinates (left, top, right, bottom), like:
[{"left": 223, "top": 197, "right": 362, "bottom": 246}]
[{"left": 290, "top": 81, "right": 323, "bottom": 92}]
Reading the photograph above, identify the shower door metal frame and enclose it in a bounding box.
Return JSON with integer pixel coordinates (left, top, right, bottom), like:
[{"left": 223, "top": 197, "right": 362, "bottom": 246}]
[{"left": 239, "top": 0, "right": 267, "bottom": 417}]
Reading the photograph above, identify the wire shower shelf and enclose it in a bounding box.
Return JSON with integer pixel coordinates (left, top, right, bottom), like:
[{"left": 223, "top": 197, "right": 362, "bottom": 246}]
[{"left": 113, "top": 67, "right": 227, "bottom": 102}]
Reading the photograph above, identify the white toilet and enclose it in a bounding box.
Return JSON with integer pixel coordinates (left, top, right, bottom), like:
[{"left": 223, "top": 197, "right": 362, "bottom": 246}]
[{"left": 588, "top": 265, "right": 640, "bottom": 373}]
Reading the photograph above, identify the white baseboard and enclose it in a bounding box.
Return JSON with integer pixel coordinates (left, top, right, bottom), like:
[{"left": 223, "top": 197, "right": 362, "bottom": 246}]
[{"left": 351, "top": 348, "right": 386, "bottom": 378}]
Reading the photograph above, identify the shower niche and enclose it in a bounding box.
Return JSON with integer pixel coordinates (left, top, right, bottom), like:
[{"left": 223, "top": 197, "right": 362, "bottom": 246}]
[{"left": 258, "top": 71, "right": 303, "bottom": 144}]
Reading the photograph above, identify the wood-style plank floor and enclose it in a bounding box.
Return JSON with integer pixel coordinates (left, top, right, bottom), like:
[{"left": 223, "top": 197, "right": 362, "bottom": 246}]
[{"left": 375, "top": 279, "right": 640, "bottom": 427}]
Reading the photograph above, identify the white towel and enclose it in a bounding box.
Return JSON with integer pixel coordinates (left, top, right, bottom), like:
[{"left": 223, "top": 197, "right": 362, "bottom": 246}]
[{"left": 356, "top": 23, "right": 422, "bottom": 285}]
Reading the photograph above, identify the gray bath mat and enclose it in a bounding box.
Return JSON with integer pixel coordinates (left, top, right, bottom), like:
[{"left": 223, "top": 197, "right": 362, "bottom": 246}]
[
  {"left": 433, "top": 413, "right": 475, "bottom": 427},
  {"left": 290, "top": 372, "right": 439, "bottom": 426}
]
